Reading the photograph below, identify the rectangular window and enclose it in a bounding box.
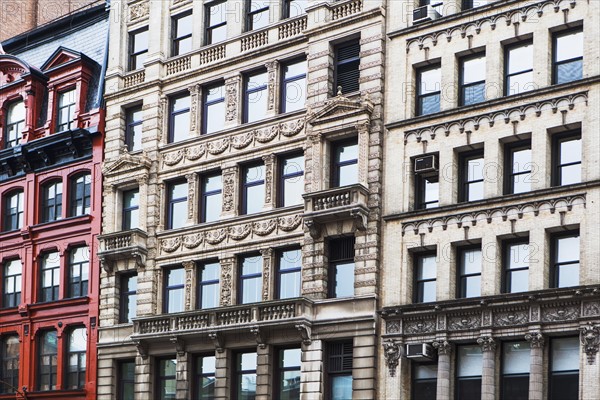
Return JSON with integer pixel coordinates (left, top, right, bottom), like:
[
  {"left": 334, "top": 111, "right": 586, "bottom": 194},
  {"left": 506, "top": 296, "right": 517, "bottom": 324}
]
[
  {"left": 414, "top": 160, "right": 439, "bottom": 210},
  {"left": 505, "top": 141, "right": 532, "bottom": 194},
  {"left": 120, "top": 273, "right": 137, "bottom": 323},
  {"left": 122, "top": 189, "right": 140, "bottom": 230},
  {"left": 414, "top": 253, "right": 436, "bottom": 303},
  {"left": 125, "top": 106, "right": 143, "bottom": 152},
  {"left": 129, "top": 27, "right": 148, "bottom": 70},
  {"left": 277, "top": 248, "right": 302, "bottom": 299},
  {"left": 457, "top": 246, "right": 482, "bottom": 298},
  {"left": 456, "top": 345, "right": 482, "bottom": 400},
  {"left": 553, "top": 28, "right": 583, "bottom": 84},
  {"left": 279, "top": 152, "right": 304, "bottom": 207},
  {"left": 411, "top": 363, "right": 437, "bottom": 400},
  {"left": 503, "top": 240, "right": 529, "bottom": 293},
  {"left": 0, "top": 336, "right": 19, "bottom": 394},
  {"left": 172, "top": 12, "right": 193, "bottom": 56},
  {"left": 549, "top": 337, "right": 579, "bottom": 400},
  {"left": 459, "top": 150, "right": 484, "bottom": 202},
  {"left": 416, "top": 64, "right": 441, "bottom": 115},
  {"left": 276, "top": 348, "right": 301, "bottom": 400},
  {"left": 68, "top": 246, "right": 89, "bottom": 298},
  {"left": 462, "top": 0, "right": 490, "bottom": 10},
  {"left": 234, "top": 351, "right": 258, "bottom": 400},
  {"left": 281, "top": 59, "right": 307, "bottom": 113},
  {"left": 157, "top": 358, "right": 177, "bottom": 400},
  {"left": 5, "top": 101, "right": 25, "bottom": 148},
  {"left": 505, "top": 41, "right": 534, "bottom": 96},
  {"left": 200, "top": 173, "right": 222, "bottom": 223},
  {"left": 239, "top": 254, "right": 263, "bottom": 304},
  {"left": 164, "top": 267, "right": 185, "bottom": 313},
  {"left": 56, "top": 89, "right": 76, "bottom": 132},
  {"left": 328, "top": 237, "right": 355, "bottom": 298},
  {"left": 69, "top": 173, "right": 91, "bottom": 217},
  {"left": 194, "top": 355, "right": 216, "bottom": 400},
  {"left": 332, "top": 138, "right": 358, "bottom": 187},
  {"left": 2, "top": 259, "right": 21, "bottom": 308},
  {"left": 242, "top": 163, "right": 265, "bottom": 214},
  {"left": 42, "top": 181, "right": 63, "bottom": 222},
  {"left": 327, "top": 342, "right": 353, "bottom": 399},
  {"left": 283, "top": 0, "right": 307, "bottom": 18},
  {"left": 198, "top": 261, "right": 220, "bottom": 309},
  {"left": 168, "top": 93, "right": 191, "bottom": 143},
  {"left": 38, "top": 330, "right": 58, "bottom": 390},
  {"left": 246, "top": 0, "right": 269, "bottom": 31},
  {"left": 3, "top": 190, "right": 24, "bottom": 231},
  {"left": 334, "top": 40, "right": 360, "bottom": 95},
  {"left": 40, "top": 251, "right": 60, "bottom": 302},
  {"left": 552, "top": 131, "right": 582, "bottom": 186},
  {"left": 202, "top": 83, "right": 225, "bottom": 135},
  {"left": 244, "top": 70, "right": 269, "bottom": 123},
  {"left": 118, "top": 360, "right": 135, "bottom": 400},
  {"left": 167, "top": 180, "right": 188, "bottom": 229},
  {"left": 501, "top": 341, "right": 530, "bottom": 400},
  {"left": 66, "top": 327, "right": 86, "bottom": 390},
  {"left": 551, "top": 232, "right": 580, "bottom": 288},
  {"left": 459, "top": 53, "right": 486, "bottom": 106},
  {"left": 205, "top": 1, "right": 227, "bottom": 45}
]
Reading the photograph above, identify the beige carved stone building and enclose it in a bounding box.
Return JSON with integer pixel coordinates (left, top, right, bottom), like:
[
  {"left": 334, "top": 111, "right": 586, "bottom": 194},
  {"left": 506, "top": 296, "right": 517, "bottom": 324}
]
[{"left": 96, "top": 0, "right": 384, "bottom": 399}]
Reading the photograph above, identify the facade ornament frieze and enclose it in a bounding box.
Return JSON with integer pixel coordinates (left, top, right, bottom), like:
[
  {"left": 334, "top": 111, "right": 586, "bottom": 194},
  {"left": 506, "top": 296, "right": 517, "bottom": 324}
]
[{"left": 383, "top": 340, "right": 402, "bottom": 377}]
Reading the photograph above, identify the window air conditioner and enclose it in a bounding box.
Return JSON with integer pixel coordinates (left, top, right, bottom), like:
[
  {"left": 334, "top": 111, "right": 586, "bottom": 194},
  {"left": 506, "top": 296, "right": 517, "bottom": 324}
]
[
  {"left": 413, "top": 5, "right": 442, "bottom": 24},
  {"left": 406, "top": 343, "right": 435, "bottom": 361},
  {"left": 414, "top": 154, "right": 438, "bottom": 174}
]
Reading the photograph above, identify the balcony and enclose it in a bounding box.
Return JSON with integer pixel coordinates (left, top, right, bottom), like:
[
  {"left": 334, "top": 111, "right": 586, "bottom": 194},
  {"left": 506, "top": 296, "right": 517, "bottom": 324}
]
[
  {"left": 97, "top": 229, "right": 148, "bottom": 272},
  {"left": 303, "top": 184, "right": 369, "bottom": 238}
]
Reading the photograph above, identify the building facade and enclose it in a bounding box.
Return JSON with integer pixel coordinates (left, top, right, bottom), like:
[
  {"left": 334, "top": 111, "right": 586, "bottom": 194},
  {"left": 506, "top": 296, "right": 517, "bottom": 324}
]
[
  {"left": 380, "top": 1, "right": 599, "bottom": 400},
  {"left": 98, "top": 0, "right": 384, "bottom": 399},
  {"left": 0, "top": 4, "right": 108, "bottom": 400}
]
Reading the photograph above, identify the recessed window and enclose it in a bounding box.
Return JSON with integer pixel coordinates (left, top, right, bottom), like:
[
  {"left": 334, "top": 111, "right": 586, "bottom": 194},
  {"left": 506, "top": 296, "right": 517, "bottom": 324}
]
[
  {"left": 501, "top": 341, "right": 530, "bottom": 400},
  {"left": 327, "top": 341, "right": 353, "bottom": 399},
  {"left": 205, "top": 1, "right": 227, "bottom": 45},
  {"left": 239, "top": 254, "right": 263, "bottom": 304},
  {"left": 244, "top": 70, "right": 269, "bottom": 123},
  {"left": 56, "top": 89, "right": 76, "bottom": 132},
  {"left": 66, "top": 327, "right": 87, "bottom": 390},
  {"left": 549, "top": 337, "right": 579, "bottom": 400},
  {"left": 281, "top": 59, "right": 307, "bottom": 113},
  {"left": 40, "top": 251, "right": 60, "bottom": 302},
  {"left": 120, "top": 273, "right": 137, "bottom": 323},
  {"left": 552, "top": 130, "right": 581, "bottom": 186},
  {"left": 334, "top": 40, "right": 360, "bottom": 95},
  {"left": 234, "top": 351, "right": 258, "bottom": 400},
  {"left": 122, "top": 189, "right": 140, "bottom": 230},
  {"left": 276, "top": 348, "right": 301, "bottom": 400},
  {"left": 38, "top": 330, "right": 58, "bottom": 390},
  {"left": 164, "top": 267, "right": 185, "bottom": 313},
  {"left": 242, "top": 163, "right": 265, "bottom": 215},
  {"left": 194, "top": 355, "right": 216, "bottom": 399},
  {"left": 3, "top": 190, "right": 24, "bottom": 231},
  {"left": 4, "top": 101, "right": 25, "bottom": 148},
  {"left": 414, "top": 155, "right": 439, "bottom": 209},
  {"left": 505, "top": 141, "right": 532, "bottom": 194},
  {"left": 168, "top": 93, "right": 191, "bottom": 143},
  {"left": 459, "top": 53, "right": 486, "bottom": 106},
  {"left": 414, "top": 252, "right": 437, "bottom": 303},
  {"left": 68, "top": 246, "right": 89, "bottom": 298},
  {"left": 172, "top": 12, "right": 193, "bottom": 56},
  {"left": 2, "top": 259, "right": 22, "bottom": 308},
  {"left": 416, "top": 64, "right": 441, "bottom": 115},
  {"left": 198, "top": 261, "right": 220, "bottom": 309},
  {"left": 328, "top": 237, "right": 355, "bottom": 298},
  {"left": 553, "top": 28, "right": 583, "bottom": 85},
  {"left": 457, "top": 246, "right": 482, "bottom": 298},
  {"left": 201, "top": 173, "right": 222, "bottom": 223},
  {"left": 70, "top": 173, "right": 91, "bottom": 217},
  {"left": 0, "top": 335, "right": 19, "bottom": 394},
  {"left": 456, "top": 345, "right": 482, "bottom": 400},
  {"left": 551, "top": 232, "right": 580, "bottom": 288},
  {"left": 202, "top": 83, "right": 225, "bottom": 135},
  {"left": 502, "top": 240, "right": 529, "bottom": 293},
  {"left": 118, "top": 360, "right": 135, "bottom": 400},
  {"left": 283, "top": 0, "right": 308, "bottom": 18},
  {"left": 41, "top": 180, "right": 63, "bottom": 223},
  {"left": 246, "top": 0, "right": 270, "bottom": 31},
  {"left": 129, "top": 27, "right": 148, "bottom": 70},
  {"left": 125, "top": 106, "right": 143, "bottom": 152},
  {"left": 332, "top": 138, "right": 358, "bottom": 187},
  {"left": 277, "top": 248, "right": 302, "bottom": 299},
  {"left": 279, "top": 152, "right": 304, "bottom": 207},
  {"left": 459, "top": 150, "right": 484, "bottom": 202},
  {"left": 462, "top": 0, "right": 490, "bottom": 10},
  {"left": 411, "top": 363, "right": 437, "bottom": 400},
  {"left": 157, "top": 358, "right": 177, "bottom": 400},
  {"left": 167, "top": 180, "right": 188, "bottom": 230},
  {"left": 505, "top": 41, "right": 534, "bottom": 96}
]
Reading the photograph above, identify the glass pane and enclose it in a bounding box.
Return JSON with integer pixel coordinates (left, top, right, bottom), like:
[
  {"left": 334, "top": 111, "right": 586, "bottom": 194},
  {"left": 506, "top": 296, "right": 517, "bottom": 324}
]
[
  {"left": 288, "top": 0, "right": 308, "bottom": 17},
  {"left": 202, "top": 262, "right": 220, "bottom": 281},
  {"left": 251, "top": 9, "right": 269, "bottom": 30},
  {"left": 460, "top": 249, "right": 482, "bottom": 275},
  {"left": 419, "top": 67, "right": 441, "bottom": 94},
  {"left": 503, "top": 342, "right": 531, "bottom": 374},
  {"left": 133, "top": 30, "right": 148, "bottom": 53},
  {"left": 208, "top": 3, "right": 226, "bottom": 25},
  {"left": 560, "top": 164, "right": 581, "bottom": 185},
  {"left": 171, "top": 182, "right": 188, "bottom": 200},
  {"left": 560, "top": 138, "right": 581, "bottom": 164},
  {"left": 457, "top": 345, "right": 482, "bottom": 377},
  {"left": 420, "top": 94, "right": 440, "bottom": 115},
  {"left": 283, "top": 176, "right": 304, "bottom": 207},
  {"left": 7, "top": 259, "right": 21, "bottom": 275},
  {"left": 463, "top": 56, "right": 486, "bottom": 84},
  {"left": 415, "top": 364, "right": 437, "bottom": 379},
  {"left": 43, "top": 331, "right": 58, "bottom": 354},
  {"left": 176, "top": 37, "right": 193, "bottom": 55},
  {"left": 463, "top": 275, "right": 481, "bottom": 298},
  {"left": 556, "top": 31, "right": 583, "bottom": 62},
  {"left": 246, "top": 87, "right": 268, "bottom": 123},
  {"left": 420, "top": 280, "right": 436, "bottom": 303},
  {"left": 512, "top": 148, "right": 531, "bottom": 173},
  {"left": 508, "top": 269, "right": 529, "bottom": 293},
  {"left": 549, "top": 373, "right": 578, "bottom": 400},
  {"left": 336, "top": 142, "right": 358, "bottom": 163},
  {"left": 172, "top": 112, "right": 190, "bottom": 142},
  {"left": 280, "top": 249, "right": 302, "bottom": 271},
  {"left": 176, "top": 14, "right": 192, "bottom": 38},
  {"left": 201, "top": 284, "right": 219, "bottom": 309},
  {"left": 331, "top": 375, "right": 353, "bottom": 400},
  {"left": 124, "top": 189, "right": 139, "bottom": 208},
  {"left": 467, "top": 157, "right": 484, "bottom": 181},
  {"left": 210, "top": 24, "right": 227, "bottom": 44},
  {"left": 168, "top": 268, "right": 185, "bottom": 286},
  {"left": 463, "top": 82, "right": 486, "bottom": 105},
  {"left": 170, "top": 201, "right": 187, "bottom": 229},
  {"left": 206, "top": 85, "right": 225, "bottom": 102},
  {"left": 417, "top": 255, "right": 436, "bottom": 280},
  {"left": 201, "top": 356, "right": 216, "bottom": 374},
  {"left": 334, "top": 261, "right": 355, "bottom": 297},
  {"left": 512, "top": 173, "right": 531, "bottom": 194},
  {"left": 556, "top": 60, "right": 583, "bottom": 84},
  {"left": 468, "top": 181, "right": 484, "bottom": 201},
  {"left": 507, "top": 71, "right": 535, "bottom": 95},
  {"left": 168, "top": 288, "right": 184, "bottom": 312},
  {"left": 240, "top": 352, "right": 257, "bottom": 371},
  {"left": 242, "top": 255, "right": 262, "bottom": 275},
  {"left": 242, "top": 277, "right": 262, "bottom": 304},
  {"left": 508, "top": 44, "right": 533, "bottom": 74},
  {"left": 245, "top": 184, "right": 264, "bottom": 213},
  {"left": 245, "top": 165, "right": 265, "bottom": 184},
  {"left": 280, "top": 271, "right": 301, "bottom": 299},
  {"left": 281, "top": 348, "right": 301, "bottom": 368},
  {"left": 552, "top": 337, "right": 579, "bottom": 371},
  {"left": 502, "top": 375, "right": 529, "bottom": 400},
  {"left": 204, "top": 193, "right": 222, "bottom": 222},
  {"left": 556, "top": 236, "right": 579, "bottom": 263},
  {"left": 507, "top": 243, "right": 529, "bottom": 269},
  {"left": 423, "top": 177, "right": 439, "bottom": 206},
  {"left": 69, "top": 328, "right": 87, "bottom": 352},
  {"left": 337, "top": 164, "right": 358, "bottom": 187},
  {"left": 206, "top": 101, "right": 225, "bottom": 134},
  {"left": 284, "top": 77, "right": 307, "bottom": 112},
  {"left": 204, "top": 175, "right": 222, "bottom": 193},
  {"left": 557, "top": 263, "right": 579, "bottom": 288},
  {"left": 8, "top": 101, "right": 25, "bottom": 123}
]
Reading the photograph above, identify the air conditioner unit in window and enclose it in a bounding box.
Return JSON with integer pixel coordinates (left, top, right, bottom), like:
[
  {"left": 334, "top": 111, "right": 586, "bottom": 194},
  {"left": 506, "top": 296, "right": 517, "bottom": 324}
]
[
  {"left": 414, "top": 154, "right": 438, "bottom": 174},
  {"left": 413, "top": 5, "right": 441, "bottom": 24},
  {"left": 406, "top": 343, "right": 435, "bottom": 361}
]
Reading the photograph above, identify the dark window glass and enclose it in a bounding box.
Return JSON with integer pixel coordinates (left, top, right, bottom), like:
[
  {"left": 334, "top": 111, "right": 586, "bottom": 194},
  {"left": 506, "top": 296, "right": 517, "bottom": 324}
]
[
  {"left": 552, "top": 131, "right": 582, "bottom": 186},
  {"left": 202, "top": 83, "right": 225, "bottom": 135},
  {"left": 126, "top": 106, "right": 143, "bottom": 152},
  {"left": 332, "top": 139, "right": 358, "bottom": 187},
  {"left": 242, "top": 163, "right": 265, "bottom": 214},
  {"left": 414, "top": 253, "right": 436, "bottom": 303},
  {"left": 66, "top": 327, "right": 86, "bottom": 390},
  {"left": 459, "top": 150, "right": 484, "bottom": 202},
  {"left": 276, "top": 348, "right": 301, "bottom": 400},
  {"left": 205, "top": 1, "right": 227, "bottom": 45},
  {"left": 169, "top": 94, "right": 191, "bottom": 143},
  {"left": 462, "top": 0, "right": 490, "bottom": 10},
  {"left": 68, "top": 246, "right": 89, "bottom": 298},
  {"left": 415, "top": 173, "right": 439, "bottom": 209},
  {"left": 283, "top": 0, "right": 307, "bottom": 18},
  {"left": 41, "top": 181, "right": 63, "bottom": 223},
  {"left": 329, "top": 237, "right": 355, "bottom": 298},
  {"left": 281, "top": 59, "right": 307, "bottom": 113},
  {"left": 172, "top": 12, "right": 193, "bottom": 56},
  {"left": 3, "top": 190, "right": 24, "bottom": 231},
  {"left": 38, "top": 330, "right": 58, "bottom": 390},
  {"left": 164, "top": 268, "right": 185, "bottom": 313},
  {"left": 194, "top": 355, "right": 216, "bottom": 400},
  {"left": 549, "top": 337, "right": 579, "bottom": 400},
  {"left": 4, "top": 101, "right": 25, "bottom": 148},
  {"left": 2, "top": 259, "right": 21, "bottom": 308},
  {"left": 167, "top": 180, "right": 188, "bottom": 229},
  {"left": 40, "top": 251, "right": 60, "bottom": 302},
  {"left": 118, "top": 360, "right": 135, "bottom": 400},
  {"left": 280, "top": 153, "right": 304, "bottom": 207},
  {"left": 244, "top": 70, "right": 268, "bottom": 123},
  {"left": 460, "top": 54, "right": 486, "bottom": 106},
  {"left": 201, "top": 173, "right": 222, "bottom": 223},
  {"left": 157, "top": 358, "right": 177, "bottom": 400},
  {"left": 412, "top": 363, "right": 437, "bottom": 400},
  {"left": 458, "top": 247, "right": 482, "bottom": 298},
  {"left": 551, "top": 232, "right": 580, "bottom": 288},
  {"left": 123, "top": 189, "right": 140, "bottom": 230},
  {"left": 0, "top": 335, "right": 19, "bottom": 394},
  {"left": 553, "top": 28, "right": 583, "bottom": 84},
  {"left": 334, "top": 40, "right": 360, "bottom": 95},
  {"left": 239, "top": 254, "right": 263, "bottom": 304},
  {"left": 417, "top": 65, "right": 441, "bottom": 115},
  {"left": 70, "top": 173, "right": 91, "bottom": 217},
  {"left": 234, "top": 351, "right": 257, "bottom": 400},
  {"left": 505, "top": 141, "right": 532, "bottom": 194},
  {"left": 246, "top": 0, "right": 269, "bottom": 31},
  {"left": 456, "top": 345, "right": 482, "bottom": 400},
  {"left": 327, "top": 342, "right": 353, "bottom": 400},
  {"left": 56, "top": 89, "right": 76, "bottom": 132},
  {"left": 278, "top": 248, "right": 301, "bottom": 299},
  {"left": 505, "top": 41, "right": 534, "bottom": 96},
  {"left": 120, "top": 273, "right": 137, "bottom": 323},
  {"left": 198, "top": 261, "right": 220, "bottom": 309},
  {"left": 501, "top": 341, "right": 530, "bottom": 400},
  {"left": 129, "top": 27, "right": 148, "bottom": 70},
  {"left": 503, "top": 240, "right": 529, "bottom": 293}
]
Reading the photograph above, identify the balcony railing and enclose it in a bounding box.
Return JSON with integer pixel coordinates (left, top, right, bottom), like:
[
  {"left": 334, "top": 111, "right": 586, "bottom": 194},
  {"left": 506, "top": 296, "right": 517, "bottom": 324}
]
[{"left": 97, "top": 229, "right": 148, "bottom": 272}]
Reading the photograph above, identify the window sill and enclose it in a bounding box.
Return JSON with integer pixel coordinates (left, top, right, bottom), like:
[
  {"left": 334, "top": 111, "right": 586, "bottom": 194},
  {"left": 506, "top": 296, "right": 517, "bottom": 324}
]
[{"left": 31, "top": 214, "right": 92, "bottom": 232}]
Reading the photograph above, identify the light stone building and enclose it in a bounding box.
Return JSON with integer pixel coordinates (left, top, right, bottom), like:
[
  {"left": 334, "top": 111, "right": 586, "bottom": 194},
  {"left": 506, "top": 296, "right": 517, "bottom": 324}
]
[
  {"left": 97, "top": 0, "right": 384, "bottom": 399},
  {"left": 379, "top": 1, "right": 600, "bottom": 400}
]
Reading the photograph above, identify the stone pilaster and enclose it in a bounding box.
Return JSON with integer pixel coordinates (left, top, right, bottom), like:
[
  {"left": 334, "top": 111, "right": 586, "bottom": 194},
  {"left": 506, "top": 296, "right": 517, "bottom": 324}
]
[
  {"left": 265, "top": 61, "right": 279, "bottom": 118},
  {"left": 262, "top": 154, "right": 276, "bottom": 211},
  {"left": 256, "top": 345, "right": 272, "bottom": 400},
  {"left": 158, "top": 95, "right": 168, "bottom": 145},
  {"left": 260, "top": 248, "right": 274, "bottom": 301},
  {"left": 433, "top": 340, "right": 452, "bottom": 400},
  {"left": 525, "top": 331, "right": 544, "bottom": 400},
  {"left": 580, "top": 323, "right": 600, "bottom": 400},
  {"left": 224, "top": 75, "right": 241, "bottom": 128},
  {"left": 182, "top": 261, "right": 196, "bottom": 311},
  {"left": 185, "top": 172, "right": 198, "bottom": 225},
  {"left": 221, "top": 166, "right": 238, "bottom": 218},
  {"left": 174, "top": 343, "right": 189, "bottom": 400},
  {"left": 188, "top": 83, "right": 200, "bottom": 137},
  {"left": 214, "top": 349, "right": 230, "bottom": 400},
  {"left": 135, "top": 354, "right": 152, "bottom": 400},
  {"left": 137, "top": 173, "right": 149, "bottom": 232},
  {"left": 219, "top": 257, "right": 236, "bottom": 306},
  {"left": 357, "top": 121, "right": 370, "bottom": 187},
  {"left": 300, "top": 339, "right": 323, "bottom": 399},
  {"left": 477, "top": 336, "right": 496, "bottom": 400}
]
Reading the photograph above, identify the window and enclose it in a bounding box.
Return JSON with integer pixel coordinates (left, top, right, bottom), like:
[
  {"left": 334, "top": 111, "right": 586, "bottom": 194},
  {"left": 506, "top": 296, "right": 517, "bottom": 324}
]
[
  {"left": 553, "top": 28, "right": 583, "bottom": 84},
  {"left": 244, "top": 70, "right": 269, "bottom": 123},
  {"left": 122, "top": 189, "right": 140, "bottom": 230},
  {"left": 41, "top": 180, "right": 63, "bottom": 223},
  {"left": 66, "top": 327, "right": 86, "bottom": 390},
  {"left": 164, "top": 267, "right": 185, "bottom": 313},
  {"left": 157, "top": 358, "right": 177, "bottom": 400},
  {"left": 239, "top": 254, "right": 263, "bottom": 304},
  {"left": 4, "top": 101, "right": 25, "bottom": 148},
  {"left": 549, "top": 337, "right": 579, "bottom": 400},
  {"left": 200, "top": 173, "right": 222, "bottom": 223},
  {"left": 0, "top": 336, "right": 19, "bottom": 394},
  {"left": 202, "top": 83, "right": 225, "bottom": 135},
  {"left": 501, "top": 341, "right": 530, "bottom": 400},
  {"left": 505, "top": 41, "right": 534, "bottom": 96},
  {"left": 2, "top": 259, "right": 21, "bottom": 308},
  {"left": 168, "top": 93, "right": 191, "bottom": 143},
  {"left": 120, "top": 273, "right": 137, "bottom": 323},
  {"left": 505, "top": 141, "right": 532, "bottom": 194},
  {"left": 459, "top": 150, "right": 484, "bottom": 202},
  {"left": 40, "top": 251, "right": 60, "bottom": 302},
  {"left": 167, "top": 180, "right": 188, "bottom": 229},
  {"left": 277, "top": 248, "right": 301, "bottom": 299},
  {"left": 457, "top": 247, "right": 482, "bottom": 298},
  {"left": 503, "top": 240, "right": 529, "bottom": 293},
  {"left": 327, "top": 342, "right": 353, "bottom": 400},
  {"left": 328, "top": 237, "right": 355, "bottom": 298},
  {"left": 276, "top": 348, "right": 301, "bottom": 400},
  {"left": 69, "top": 173, "right": 91, "bottom": 217},
  {"left": 411, "top": 363, "right": 437, "bottom": 400},
  {"left": 246, "top": 0, "right": 269, "bottom": 31},
  {"left": 279, "top": 153, "right": 304, "bottom": 207},
  {"left": 551, "top": 232, "right": 580, "bottom": 288},
  {"left": 334, "top": 40, "right": 360, "bottom": 95},
  {"left": 125, "top": 106, "right": 143, "bottom": 152},
  {"left": 118, "top": 360, "right": 135, "bottom": 400},
  {"left": 68, "top": 246, "right": 89, "bottom": 298},
  {"left": 198, "top": 261, "right": 220, "bottom": 309},
  {"left": 233, "top": 351, "right": 257, "bottom": 400},
  {"left": 416, "top": 64, "right": 441, "bottom": 115},
  {"left": 459, "top": 53, "right": 486, "bottom": 106},
  {"left": 194, "top": 355, "right": 216, "bottom": 400},
  {"left": 414, "top": 253, "right": 436, "bottom": 303},
  {"left": 552, "top": 131, "right": 581, "bottom": 186},
  {"left": 172, "top": 12, "right": 193, "bottom": 56},
  {"left": 242, "top": 163, "right": 265, "bottom": 214},
  {"left": 283, "top": 0, "right": 307, "bottom": 18},
  {"left": 129, "top": 27, "right": 148, "bottom": 70},
  {"left": 2, "top": 190, "right": 24, "bottom": 231},
  {"left": 205, "top": 1, "right": 227, "bottom": 45},
  {"left": 56, "top": 89, "right": 76, "bottom": 132},
  {"left": 462, "top": 0, "right": 490, "bottom": 9},
  {"left": 415, "top": 172, "right": 439, "bottom": 209},
  {"left": 281, "top": 59, "right": 307, "bottom": 113},
  {"left": 38, "top": 330, "right": 58, "bottom": 390},
  {"left": 332, "top": 138, "right": 358, "bottom": 187},
  {"left": 456, "top": 345, "right": 482, "bottom": 400}
]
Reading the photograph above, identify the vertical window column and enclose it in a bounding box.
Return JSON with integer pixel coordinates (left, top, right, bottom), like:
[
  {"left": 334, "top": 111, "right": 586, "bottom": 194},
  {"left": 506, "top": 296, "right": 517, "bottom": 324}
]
[
  {"left": 0, "top": 336, "right": 19, "bottom": 394},
  {"left": 549, "top": 337, "right": 579, "bottom": 400},
  {"left": 479, "top": 337, "right": 497, "bottom": 400},
  {"left": 501, "top": 341, "right": 530, "bottom": 400},
  {"left": 456, "top": 345, "right": 482, "bottom": 400},
  {"left": 525, "top": 333, "right": 545, "bottom": 400}
]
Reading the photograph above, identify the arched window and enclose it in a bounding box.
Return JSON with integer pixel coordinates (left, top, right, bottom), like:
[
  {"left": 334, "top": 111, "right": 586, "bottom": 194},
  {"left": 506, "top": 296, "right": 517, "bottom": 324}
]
[
  {"left": 2, "top": 190, "right": 24, "bottom": 231},
  {"left": 41, "top": 181, "right": 63, "bottom": 223},
  {"left": 37, "top": 330, "right": 58, "bottom": 391},
  {"left": 66, "top": 327, "right": 87, "bottom": 390},
  {"left": 4, "top": 101, "right": 25, "bottom": 149},
  {"left": 69, "top": 173, "right": 91, "bottom": 217}
]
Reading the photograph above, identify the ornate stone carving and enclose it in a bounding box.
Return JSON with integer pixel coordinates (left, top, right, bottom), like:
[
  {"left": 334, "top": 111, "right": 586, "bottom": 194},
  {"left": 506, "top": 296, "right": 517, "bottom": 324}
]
[
  {"left": 133, "top": 339, "right": 148, "bottom": 359},
  {"left": 186, "top": 145, "right": 206, "bottom": 160},
  {"left": 186, "top": 173, "right": 196, "bottom": 221},
  {"left": 222, "top": 169, "right": 236, "bottom": 212},
  {"left": 404, "top": 319, "right": 435, "bottom": 334},
  {"left": 278, "top": 215, "right": 303, "bottom": 232},
  {"left": 432, "top": 340, "right": 452, "bottom": 355},
  {"left": 255, "top": 125, "right": 279, "bottom": 143},
  {"left": 206, "top": 229, "right": 227, "bottom": 245},
  {"left": 157, "top": 96, "right": 167, "bottom": 142},
  {"left": 182, "top": 261, "right": 195, "bottom": 311},
  {"left": 182, "top": 233, "right": 203, "bottom": 249},
  {"left": 169, "top": 336, "right": 186, "bottom": 356},
  {"left": 261, "top": 249, "right": 273, "bottom": 301},
  {"left": 542, "top": 305, "right": 579, "bottom": 322},
  {"left": 583, "top": 301, "right": 600, "bottom": 316},
  {"left": 525, "top": 331, "right": 544, "bottom": 349},
  {"left": 208, "top": 331, "right": 224, "bottom": 353},
  {"left": 265, "top": 61, "right": 277, "bottom": 111},
  {"left": 295, "top": 324, "right": 312, "bottom": 345},
  {"left": 207, "top": 138, "right": 230, "bottom": 155},
  {"left": 129, "top": 1, "right": 149, "bottom": 22},
  {"left": 262, "top": 154, "right": 275, "bottom": 205},
  {"left": 189, "top": 84, "right": 200, "bottom": 134},
  {"left": 219, "top": 259, "right": 234, "bottom": 306},
  {"left": 228, "top": 224, "right": 252, "bottom": 240},
  {"left": 386, "top": 320, "right": 400, "bottom": 334},
  {"left": 448, "top": 314, "right": 481, "bottom": 331},
  {"left": 493, "top": 310, "right": 528, "bottom": 326},
  {"left": 231, "top": 132, "right": 254, "bottom": 149},
  {"left": 253, "top": 219, "right": 277, "bottom": 236},
  {"left": 477, "top": 336, "right": 496, "bottom": 352},
  {"left": 250, "top": 326, "right": 266, "bottom": 349},
  {"left": 225, "top": 77, "right": 239, "bottom": 122},
  {"left": 383, "top": 340, "right": 402, "bottom": 377},
  {"left": 161, "top": 237, "right": 181, "bottom": 253},
  {"left": 580, "top": 323, "right": 600, "bottom": 365}
]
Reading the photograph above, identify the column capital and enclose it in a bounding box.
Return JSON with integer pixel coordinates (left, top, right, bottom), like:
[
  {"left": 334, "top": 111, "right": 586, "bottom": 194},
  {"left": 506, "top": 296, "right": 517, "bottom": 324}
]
[
  {"left": 433, "top": 340, "right": 452, "bottom": 355},
  {"left": 525, "top": 331, "right": 545, "bottom": 348},
  {"left": 477, "top": 336, "right": 496, "bottom": 352}
]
